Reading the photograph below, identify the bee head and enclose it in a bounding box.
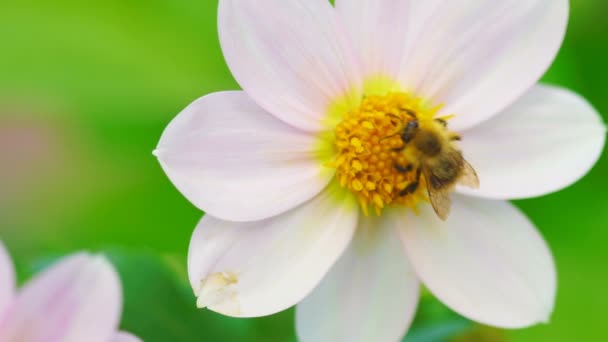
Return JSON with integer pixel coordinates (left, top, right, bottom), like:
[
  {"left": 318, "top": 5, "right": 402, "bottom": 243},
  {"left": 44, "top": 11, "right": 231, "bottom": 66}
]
[{"left": 400, "top": 120, "right": 419, "bottom": 143}]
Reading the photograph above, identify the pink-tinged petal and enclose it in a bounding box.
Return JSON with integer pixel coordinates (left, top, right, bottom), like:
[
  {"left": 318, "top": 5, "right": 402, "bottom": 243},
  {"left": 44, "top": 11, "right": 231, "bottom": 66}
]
[
  {"left": 458, "top": 84, "right": 606, "bottom": 200},
  {"left": 335, "top": 0, "right": 410, "bottom": 83},
  {"left": 187, "top": 184, "right": 358, "bottom": 318},
  {"left": 110, "top": 332, "right": 142, "bottom": 342},
  {"left": 399, "top": 0, "right": 568, "bottom": 130},
  {"left": 0, "top": 254, "right": 122, "bottom": 342},
  {"left": 398, "top": 196, "right": 556, "bottom": 328},
  {"left": 218, "top": 0, "right": 362, "bottom": 132},
  {"left": 0, "top": 241, "right": 16, "bottom": 314},
  {"left": 296, "top": 210, "right": 420, "bottom": 342},
  {"left": 156, "top": 91, "right": 334, "bottom": 222}
]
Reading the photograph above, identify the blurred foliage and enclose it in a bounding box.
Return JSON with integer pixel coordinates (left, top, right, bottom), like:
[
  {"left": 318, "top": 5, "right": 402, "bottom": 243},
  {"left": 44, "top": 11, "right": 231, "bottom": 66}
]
[
  {"left": 450, "top": 326, "right": 506, "bottom": 342},
  {"left": 109, "top": 250, "right": 294, "bottom": 342},
  {"left": 402, "top": 296, "right": 472, "bottom": 342},
  {"left": 0, "top": 0, "right": 607, "bottom": 341}
]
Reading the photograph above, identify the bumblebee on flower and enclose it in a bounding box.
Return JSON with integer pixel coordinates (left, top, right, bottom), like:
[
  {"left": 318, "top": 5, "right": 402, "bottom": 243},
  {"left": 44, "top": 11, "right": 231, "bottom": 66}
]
[{"left": 155, "top": 0, "right": 606, "bottom": 341}]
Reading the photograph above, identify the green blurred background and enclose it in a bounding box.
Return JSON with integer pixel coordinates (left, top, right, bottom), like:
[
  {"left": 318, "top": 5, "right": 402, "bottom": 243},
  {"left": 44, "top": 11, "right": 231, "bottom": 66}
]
[{"left": 0, "top": 1, "right": 606, "bottom": 341}]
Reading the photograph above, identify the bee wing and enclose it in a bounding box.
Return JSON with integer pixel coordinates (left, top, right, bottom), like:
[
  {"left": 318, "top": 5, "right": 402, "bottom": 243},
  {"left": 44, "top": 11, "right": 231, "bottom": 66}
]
[
  {"left": 458, "top": 158, "right": 480, "bottom": 189},
  {"left": 428, "top": 187, "right": 451, "bottom": 221},
  {"left": 422, "top": 167, "right": 452, "bottom": 221}
]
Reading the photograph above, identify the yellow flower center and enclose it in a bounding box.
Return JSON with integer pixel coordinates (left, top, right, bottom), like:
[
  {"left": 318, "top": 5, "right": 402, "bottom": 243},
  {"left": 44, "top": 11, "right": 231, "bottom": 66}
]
[{"left": 329, "top": 92, "right": 457, "bottom": 216}]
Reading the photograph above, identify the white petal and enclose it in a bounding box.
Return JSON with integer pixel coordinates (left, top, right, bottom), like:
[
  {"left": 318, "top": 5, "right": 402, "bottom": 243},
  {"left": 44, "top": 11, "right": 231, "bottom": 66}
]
[
  {"left": 458, "top": 84, "right": 606, "bottom": 200},
  {"left": 156, "top": 91, "right": 334, "bottom": 222},
  {"left": 0, "top": 254, "right": 122, "bottom": 342},
  {"left": 0, "top": 241, "right": 15, "bottom": 314},
  {"left": 296, "top": 211, "right": 420, "bottom": 342},
  {"left": 218, "top": 0, "right": 362, "bottom": 131},
  {"left": 110, "top": 332, "right": 142, "bottom": 342},
  {"left": 398, "top": 196, "right": 556, "bottom": 328},
  {"left": 187, "top": 184, "right": 358, "bottom": 318},
  {"left": 335, "top": 0, "right": 410, "bottom": 83},
  {"left": 399, "top": 0, "right": 568, "bottom": 130}
]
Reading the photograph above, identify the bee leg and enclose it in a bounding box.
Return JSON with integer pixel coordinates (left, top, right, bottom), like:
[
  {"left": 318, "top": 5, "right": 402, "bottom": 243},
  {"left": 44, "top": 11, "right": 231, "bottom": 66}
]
[
  {"left": 394, "top": 163, "right": 413, "bottom": 173},
  {"left": 402, "top": 109, "right": 417, "bottom": 119},
  {"left": 399, "top": 182, "right": 419, "bottom": 196},
  {"left": 450, "top": 134, "right": 461, "bottom": 141},
  {"left": 399, "top": 166, "right": 422, "bottom": 196},
  {"left": 435, "top": 118, "right": 448, "bottom": 127},
  {"left": 381, "top": 115, "right": 404, "bottom": 143}
]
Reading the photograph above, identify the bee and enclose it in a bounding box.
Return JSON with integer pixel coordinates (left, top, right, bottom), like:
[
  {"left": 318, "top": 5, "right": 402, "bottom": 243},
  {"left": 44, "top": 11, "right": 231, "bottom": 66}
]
[{"left": 389, "top": 112, "right": 479, "bottom": 220}]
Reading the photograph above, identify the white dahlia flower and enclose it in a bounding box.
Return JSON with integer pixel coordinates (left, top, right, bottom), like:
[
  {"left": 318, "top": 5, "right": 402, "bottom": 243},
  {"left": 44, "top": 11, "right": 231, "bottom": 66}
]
[{"left": 155, "top": 1, "right": 605, "bottom": 341}]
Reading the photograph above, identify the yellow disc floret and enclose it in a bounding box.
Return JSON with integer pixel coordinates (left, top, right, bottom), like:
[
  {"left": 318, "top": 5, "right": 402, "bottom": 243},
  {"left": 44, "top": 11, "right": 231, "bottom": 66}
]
[{"left": 330, "top": 92, "right": 441, "bottom": 216}]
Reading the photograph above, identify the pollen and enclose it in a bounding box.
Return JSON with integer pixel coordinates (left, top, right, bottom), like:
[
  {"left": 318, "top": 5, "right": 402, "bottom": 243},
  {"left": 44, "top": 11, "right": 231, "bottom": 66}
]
[
  {"left": 330, "top": 92, "right": 440, "bottom": 216},
  {"left": 196, "top": 271, "right": 240, "bottom": 315}
]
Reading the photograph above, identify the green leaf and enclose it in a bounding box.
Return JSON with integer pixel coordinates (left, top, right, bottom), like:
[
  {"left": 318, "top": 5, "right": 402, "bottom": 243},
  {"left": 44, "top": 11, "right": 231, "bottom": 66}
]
[
  {"left": 403, "top": 294, "right": 473, "bottom": 342},
  {"left": 403, "top": 319, "right": 472, "bottom": 342},
  {"left": 106, "top": 249, "right": 296, "bottom": 342}
]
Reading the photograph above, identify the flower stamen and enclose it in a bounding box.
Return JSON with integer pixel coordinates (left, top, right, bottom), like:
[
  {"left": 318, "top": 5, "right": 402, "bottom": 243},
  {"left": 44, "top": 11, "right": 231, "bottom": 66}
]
[{"left": 330, "top": 92, "right": 443, "bottom": 216}]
